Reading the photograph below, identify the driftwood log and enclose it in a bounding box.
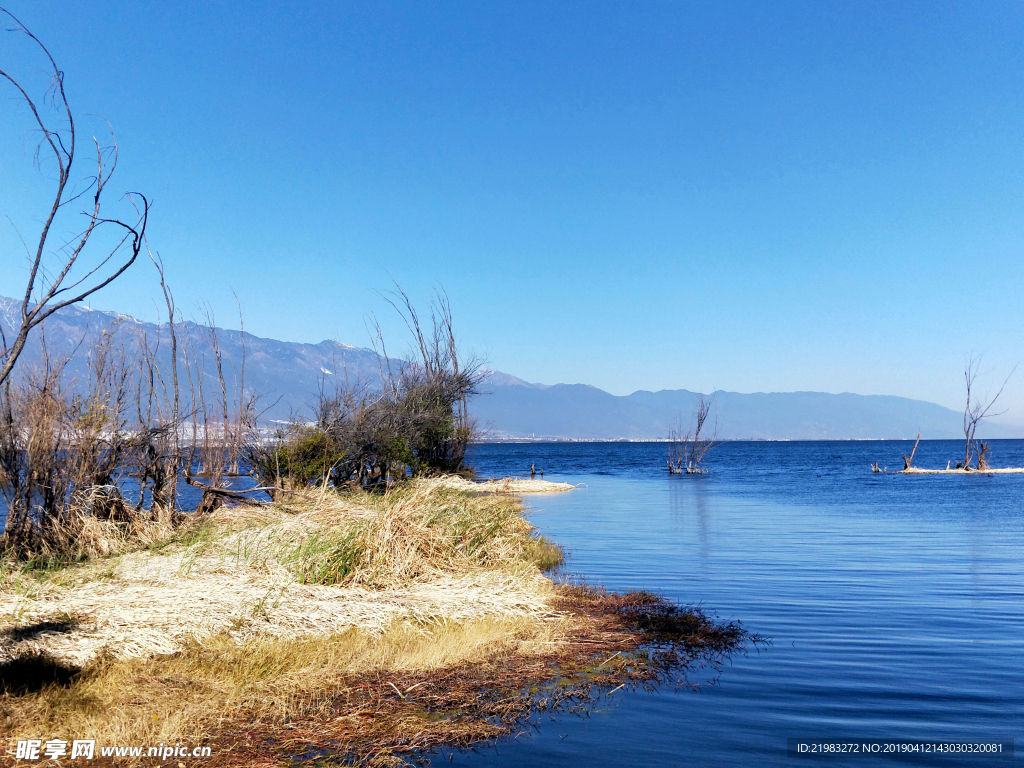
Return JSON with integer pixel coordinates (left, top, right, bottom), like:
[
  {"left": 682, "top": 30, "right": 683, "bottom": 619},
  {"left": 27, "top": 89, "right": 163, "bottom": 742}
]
[{"left": 184, "top": 475, "right": 277, "bottom": 515}]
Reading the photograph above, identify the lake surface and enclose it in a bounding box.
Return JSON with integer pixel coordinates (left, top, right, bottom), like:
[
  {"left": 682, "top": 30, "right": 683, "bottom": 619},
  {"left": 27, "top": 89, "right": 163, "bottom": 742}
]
[{"left": 452, "top": 440, "right": 1024, "bottom": 767}]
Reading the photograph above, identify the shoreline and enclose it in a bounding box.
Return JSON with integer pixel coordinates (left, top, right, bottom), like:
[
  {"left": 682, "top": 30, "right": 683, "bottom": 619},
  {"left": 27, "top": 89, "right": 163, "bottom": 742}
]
[{"left": 0, "top": 477, "right": 755, "bottom": 766}]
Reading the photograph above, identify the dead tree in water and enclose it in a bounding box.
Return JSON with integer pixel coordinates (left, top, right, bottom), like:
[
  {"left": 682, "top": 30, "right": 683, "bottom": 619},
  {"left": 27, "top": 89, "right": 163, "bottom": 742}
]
[
  {"left": 0, "top": 9, "right": 148, "bottom": 387},
  {"left": 667, "top": 394, "right": 718, "bottom": 474},
  {"left": 961, "top": 356, "right": 1014, "bottom": 470},
  {"left": 902, "top": 433, "right": 921, "bottom": 471}
]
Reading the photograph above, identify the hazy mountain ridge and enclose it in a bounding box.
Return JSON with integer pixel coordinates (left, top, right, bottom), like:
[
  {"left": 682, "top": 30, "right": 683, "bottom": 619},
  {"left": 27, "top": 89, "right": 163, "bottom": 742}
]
[
  {"left": 473, "top": 376, "right": 1001, "bottom": 440},
  {"left": 1, "top": 296, "right": 1008, "bottom": 439}
]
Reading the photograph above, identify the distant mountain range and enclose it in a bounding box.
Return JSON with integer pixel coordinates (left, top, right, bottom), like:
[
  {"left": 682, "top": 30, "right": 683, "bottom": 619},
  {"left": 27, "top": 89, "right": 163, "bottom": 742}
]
[
  {"left": 0, "top": 296, "right": 384, "bottom": 423},
  {"left": 1, "top": 296, "right": 1013, "bottom": 440},
  {"left": 473, "top": 373, "right": 1013, "bottom": 440}
]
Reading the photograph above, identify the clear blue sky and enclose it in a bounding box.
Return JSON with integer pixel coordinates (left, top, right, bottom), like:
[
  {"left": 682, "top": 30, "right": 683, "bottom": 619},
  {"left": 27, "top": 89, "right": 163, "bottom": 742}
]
[{"left": 1, "top": 1, "right": 1022, "bottom": 419}]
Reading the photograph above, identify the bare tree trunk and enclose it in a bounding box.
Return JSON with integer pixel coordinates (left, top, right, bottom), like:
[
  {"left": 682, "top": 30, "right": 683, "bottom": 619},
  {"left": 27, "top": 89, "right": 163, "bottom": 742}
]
[
  {"left": 150, "top": 251, "right": 180, "bottom": 521},
  {"left": 977, "top": 442, "right": 991, "bottom": 471},
  {"left": 902, "top": 433, "right": 921, "bottom": 471}
]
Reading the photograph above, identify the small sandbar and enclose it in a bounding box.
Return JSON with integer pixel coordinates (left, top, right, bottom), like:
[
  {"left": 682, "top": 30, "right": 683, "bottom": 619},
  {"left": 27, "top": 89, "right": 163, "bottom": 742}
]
[
  {"left": 440, "top": 476, "right": 577, "bottom": 494},
  {"left": 899, "top": 467, "right": 1024, "bottom": 474}
]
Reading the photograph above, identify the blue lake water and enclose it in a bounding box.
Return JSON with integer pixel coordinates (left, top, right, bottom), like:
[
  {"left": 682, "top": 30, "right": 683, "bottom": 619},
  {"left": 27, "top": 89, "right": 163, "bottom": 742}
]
[{"left": 452, "top": 440, "right": 1024, "bottom": 767}]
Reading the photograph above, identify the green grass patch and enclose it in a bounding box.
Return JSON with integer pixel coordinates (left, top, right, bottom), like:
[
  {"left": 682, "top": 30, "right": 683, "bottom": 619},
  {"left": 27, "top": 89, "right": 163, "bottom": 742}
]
[
  {"left": 521, "top": 534, "right": 564, "bottom": 571},
  {"left": 284, "top": 527, "right": 366, "bottom": 585}
]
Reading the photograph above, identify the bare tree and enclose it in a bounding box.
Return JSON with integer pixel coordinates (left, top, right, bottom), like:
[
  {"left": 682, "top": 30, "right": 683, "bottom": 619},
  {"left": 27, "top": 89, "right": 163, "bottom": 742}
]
[
  {"left": 960, "top": 355, "right": 1014, "bottom": 470},
  {"left": 146, "top": 249, "right": 182, "bottom": 519},
  {"left": 667, "top": 393, "right": 718, "bottom": 474},
  {"left": 0, "top": 9, "right": 148, "bottom": 386},
  {"left": 382, "top": 283, "right": 484, "bottom": 473},
  {"left": 228, "top": 296, "right": 248, "bottom": 475},
  {"left": 129, "top": 305, "right": 182, "bottom": 524},
  {"left": 687, "top": 393, "right": 717, "bottom": 473}
]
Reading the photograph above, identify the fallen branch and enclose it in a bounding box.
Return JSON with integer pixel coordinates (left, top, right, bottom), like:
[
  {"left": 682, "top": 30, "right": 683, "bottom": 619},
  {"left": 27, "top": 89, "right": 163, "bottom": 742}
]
[
  {"left": 183, "top": 475, "right": 273, "bottom": 506},
  {"left": 182, "top": 475, "right": 274, "bottom": 518}
]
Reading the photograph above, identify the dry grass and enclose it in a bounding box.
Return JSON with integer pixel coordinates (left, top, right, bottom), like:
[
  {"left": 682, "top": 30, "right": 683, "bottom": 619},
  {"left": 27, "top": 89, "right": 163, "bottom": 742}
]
[
  {"left": 3, "top": 504, "right": 173, "bottom": 570},
  {"left": 213, "top": 586, "right": 758, "bottom": 766},
  {"left": 0, "top": 615, "right": 565, "bottom": 749},
  {"left": 0, "top": 479, "right": 563, "bottom": 666}
]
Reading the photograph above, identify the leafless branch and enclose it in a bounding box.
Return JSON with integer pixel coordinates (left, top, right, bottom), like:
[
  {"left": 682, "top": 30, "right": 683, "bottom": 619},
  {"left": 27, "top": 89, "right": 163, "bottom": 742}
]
[{"left": 0, "top": 8, "right": 148, "bottom": 386}]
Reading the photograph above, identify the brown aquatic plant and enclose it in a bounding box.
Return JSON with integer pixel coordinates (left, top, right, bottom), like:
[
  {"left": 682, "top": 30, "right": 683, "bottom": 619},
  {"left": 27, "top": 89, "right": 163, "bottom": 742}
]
[{"left": 204, "top": 586, "right": 762, "bottom": 767}]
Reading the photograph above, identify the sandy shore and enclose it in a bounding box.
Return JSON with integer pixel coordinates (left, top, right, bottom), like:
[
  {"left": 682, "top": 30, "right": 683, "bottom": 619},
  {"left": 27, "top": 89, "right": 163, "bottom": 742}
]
[{"left": 439, "top": 476, "right": 577, "bottom": 494}]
